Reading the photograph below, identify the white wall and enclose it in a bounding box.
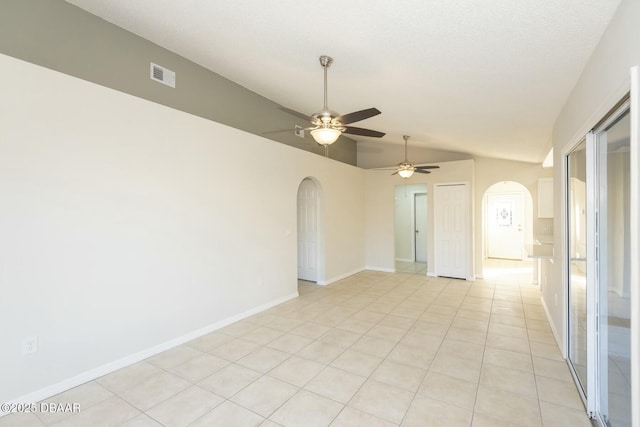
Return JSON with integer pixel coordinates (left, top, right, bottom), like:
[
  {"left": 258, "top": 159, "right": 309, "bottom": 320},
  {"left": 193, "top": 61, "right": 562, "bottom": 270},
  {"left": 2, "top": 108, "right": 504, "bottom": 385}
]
[
  {"left": 550, "top": 0, "right": 640, "bottom": 347},
  {"left": 365, "top": 160, "right": 474, "bottom": 275},
  {"left": 366, "top": 157, "right": 551, "bottom": 278},
  {"left": 0, "top": 53, "right": 366, "bottom": 404}
]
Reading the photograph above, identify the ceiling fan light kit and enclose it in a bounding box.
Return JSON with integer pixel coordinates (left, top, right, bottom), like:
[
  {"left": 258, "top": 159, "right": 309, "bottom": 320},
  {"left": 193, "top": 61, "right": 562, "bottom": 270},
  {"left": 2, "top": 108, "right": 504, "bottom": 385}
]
[
  {"left": 310, "top": 127, "right": 341, "bottom": 145},
  {"left": 397, "top": 166, "right": 415, "bottom": 178}
]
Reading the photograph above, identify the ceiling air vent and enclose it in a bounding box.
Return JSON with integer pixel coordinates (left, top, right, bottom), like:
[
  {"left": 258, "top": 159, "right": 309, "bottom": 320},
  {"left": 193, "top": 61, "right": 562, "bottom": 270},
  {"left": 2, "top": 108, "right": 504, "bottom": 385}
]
[{"left": 150, "top": 62, "right": 175, "bottom": 88}]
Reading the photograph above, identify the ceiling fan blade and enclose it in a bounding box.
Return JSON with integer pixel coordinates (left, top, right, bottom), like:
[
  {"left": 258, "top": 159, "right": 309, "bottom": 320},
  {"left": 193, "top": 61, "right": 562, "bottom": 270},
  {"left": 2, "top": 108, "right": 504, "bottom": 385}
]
[
  {"left": 414, "top": 169, "right": 431, "bottom": 174},
  {"left": 343, "top": 126, "right": 385, "bottom": 138},
  {"left": 391, "top": 171, "right": 399, "bottom": 175},
  {"left": 335, "top": 108, "right": 381, "bottom": 125},
  {"left": 278, "top": 106, "right": 313, "bottom": 122},
  {"left": 415, "top": 165, "right": 440, "bottom": 170}
]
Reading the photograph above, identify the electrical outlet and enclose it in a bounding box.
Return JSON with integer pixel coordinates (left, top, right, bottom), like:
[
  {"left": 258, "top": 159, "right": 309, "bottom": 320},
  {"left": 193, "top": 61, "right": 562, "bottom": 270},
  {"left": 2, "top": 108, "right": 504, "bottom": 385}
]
[
  {"left": 294, "top": 125, "right": 304, "bottom": 138},
  {"left": 22, "top": 336, "right": 38, "bottom": 355}
]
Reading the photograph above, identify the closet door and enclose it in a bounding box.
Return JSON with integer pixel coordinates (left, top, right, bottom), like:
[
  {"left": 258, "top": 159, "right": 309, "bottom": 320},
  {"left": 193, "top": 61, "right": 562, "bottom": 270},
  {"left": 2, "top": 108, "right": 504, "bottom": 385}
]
[{"left": 434, "top": 183, "right": 469, "bottom": 279}]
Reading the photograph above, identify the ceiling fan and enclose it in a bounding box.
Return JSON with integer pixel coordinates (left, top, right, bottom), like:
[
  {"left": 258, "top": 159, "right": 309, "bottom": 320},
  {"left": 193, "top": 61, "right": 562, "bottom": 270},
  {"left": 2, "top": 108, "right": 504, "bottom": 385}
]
[
  {"left": 378, "top": 135, "right": 440, "bottom": 178},
  {"left": 265, "top": 55, "right": 385, "bottom": 149}
]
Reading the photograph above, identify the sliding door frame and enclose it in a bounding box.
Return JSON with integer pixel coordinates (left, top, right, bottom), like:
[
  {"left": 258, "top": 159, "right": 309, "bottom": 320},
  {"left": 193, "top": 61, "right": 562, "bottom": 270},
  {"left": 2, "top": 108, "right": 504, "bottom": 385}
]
[
  {"left": 563, "top": 135, "right": 595, "bottom": 414},
  {"left": 629, "top": 66, "right": 639, "bottom": 427}
]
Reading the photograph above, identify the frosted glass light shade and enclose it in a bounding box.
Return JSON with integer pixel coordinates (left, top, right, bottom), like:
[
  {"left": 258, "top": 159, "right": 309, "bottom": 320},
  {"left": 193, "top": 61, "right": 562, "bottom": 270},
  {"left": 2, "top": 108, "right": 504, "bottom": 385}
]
[
  {"left": 398, "top": 168, "right": 414, "bottom": 178},
  {"left": 311, "top": 127, "right": 341, "bottom": 145}
]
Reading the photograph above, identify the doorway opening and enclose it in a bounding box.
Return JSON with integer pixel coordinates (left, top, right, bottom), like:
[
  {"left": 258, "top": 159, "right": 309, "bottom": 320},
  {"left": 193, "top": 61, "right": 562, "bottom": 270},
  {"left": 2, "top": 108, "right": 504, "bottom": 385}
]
[
  {"left": 482, "top": 181, "right": 534, "bottom": 284},
  {"left": 297, "top": 177, "right": 324, "bottom": 285},
  {"left": 394, "top": 184, "right": 428, "bottom": 274}
]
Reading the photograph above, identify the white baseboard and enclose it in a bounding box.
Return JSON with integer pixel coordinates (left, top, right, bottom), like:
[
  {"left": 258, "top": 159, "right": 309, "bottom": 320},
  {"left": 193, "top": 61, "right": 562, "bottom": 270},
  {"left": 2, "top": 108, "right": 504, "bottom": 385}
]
[
  {"left": 318, "top": 267, "right": 366, "bottom": 285},
  {"left": 2, "top": 291, "right": 298, "bottom": 416},
  {"left": 540, "top": 294, "right": 564, "bottom": 357},
  {"left": 427, "top": 271, "right": 437, "bottom": 277},
  {"left": 365, "top": 266, "right": 395, "bottom": 273}
]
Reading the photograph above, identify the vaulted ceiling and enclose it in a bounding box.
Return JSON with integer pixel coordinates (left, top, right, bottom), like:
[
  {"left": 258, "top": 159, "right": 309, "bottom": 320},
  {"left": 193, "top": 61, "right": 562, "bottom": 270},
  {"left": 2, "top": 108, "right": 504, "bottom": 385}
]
[{"left": 66, "top": 0, "right": 621, "bottom": 164}]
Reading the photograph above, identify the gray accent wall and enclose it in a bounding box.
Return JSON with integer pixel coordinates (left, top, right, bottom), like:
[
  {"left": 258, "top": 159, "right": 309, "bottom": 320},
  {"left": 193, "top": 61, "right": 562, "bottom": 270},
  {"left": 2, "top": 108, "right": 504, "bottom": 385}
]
[{"left": 0, "top": 0, "right": 357, "bottom": 165}]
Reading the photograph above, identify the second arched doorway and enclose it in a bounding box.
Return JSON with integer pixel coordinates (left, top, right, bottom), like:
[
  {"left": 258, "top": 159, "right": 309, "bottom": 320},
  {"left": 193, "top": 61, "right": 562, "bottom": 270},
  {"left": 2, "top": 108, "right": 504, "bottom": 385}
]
[{"left": 482, "top": 181, "right": 534, "bottom": 282}]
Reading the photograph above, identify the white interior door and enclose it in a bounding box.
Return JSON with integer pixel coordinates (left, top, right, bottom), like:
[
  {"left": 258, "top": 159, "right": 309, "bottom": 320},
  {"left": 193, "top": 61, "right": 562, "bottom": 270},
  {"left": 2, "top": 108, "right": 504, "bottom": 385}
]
[
  {"left": 414, "top": 193, "right": 427, "bottom": 263},
  {"left": 434, "top": 183, "right": 469, "bottom": 279},
  {"left": 297, "top": 179, "right": 317, "bottom": 281},
  {"left": 486, "top": 192, "right": 525, "bottom": 260}
]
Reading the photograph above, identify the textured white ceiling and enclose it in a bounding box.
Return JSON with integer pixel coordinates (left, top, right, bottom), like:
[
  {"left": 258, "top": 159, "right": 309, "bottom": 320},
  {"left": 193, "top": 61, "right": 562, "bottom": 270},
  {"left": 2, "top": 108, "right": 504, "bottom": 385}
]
[{"left": 66, "top": 0, "right": 621, "bottom": 163}]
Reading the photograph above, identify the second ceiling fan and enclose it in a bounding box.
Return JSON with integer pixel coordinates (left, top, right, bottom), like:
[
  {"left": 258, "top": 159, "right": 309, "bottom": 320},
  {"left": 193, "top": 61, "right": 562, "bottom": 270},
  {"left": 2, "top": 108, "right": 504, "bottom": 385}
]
[
  {"left": 266, "top": 55, "right": 385, "bottom": 147},
  {"left": 378, "top": 135, "right": 440, "bottom": 178}
]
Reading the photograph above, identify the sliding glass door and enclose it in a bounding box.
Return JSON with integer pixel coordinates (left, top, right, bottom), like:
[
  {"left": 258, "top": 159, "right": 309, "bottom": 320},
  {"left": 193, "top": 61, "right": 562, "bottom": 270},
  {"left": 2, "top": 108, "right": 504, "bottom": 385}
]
[
  {"left": 565, "top": 102, "right": 632, "bottom": 425},
  {"left": 567, "top": 139, "right": 589, "bottom": 398},
  {"left": 595, "top": 107, "right": 631, "bottom": 426}
]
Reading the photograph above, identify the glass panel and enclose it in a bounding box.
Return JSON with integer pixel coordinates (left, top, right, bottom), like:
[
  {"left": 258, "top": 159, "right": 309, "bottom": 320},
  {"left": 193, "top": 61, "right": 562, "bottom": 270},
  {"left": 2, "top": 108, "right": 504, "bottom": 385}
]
[
  {"left": 597, "top": 110, "right": 631, "bottom": 426},
  {"left": 567, "top": 140, "right": 588, "bottom": 395}
]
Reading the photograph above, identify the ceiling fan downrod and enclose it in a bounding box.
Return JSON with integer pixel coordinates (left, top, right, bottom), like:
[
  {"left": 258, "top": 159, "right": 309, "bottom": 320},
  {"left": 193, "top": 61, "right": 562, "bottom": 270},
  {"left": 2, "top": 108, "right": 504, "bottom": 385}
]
[
  {"left": 403, "top": 135, "right": 410, "bottom": 163},
  {"left": 319, "top": 55, "right": 333, "bottom": 112}
]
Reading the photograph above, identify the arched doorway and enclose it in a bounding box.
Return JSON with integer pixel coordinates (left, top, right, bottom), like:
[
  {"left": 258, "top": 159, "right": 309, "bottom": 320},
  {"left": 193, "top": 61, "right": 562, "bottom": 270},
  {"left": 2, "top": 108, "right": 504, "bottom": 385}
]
[
  {"left": 297, "top": 178, "right": 324, "bottom": 283},
  {"left": 482, "top": 181, "right": 534, "bottom": 283}
]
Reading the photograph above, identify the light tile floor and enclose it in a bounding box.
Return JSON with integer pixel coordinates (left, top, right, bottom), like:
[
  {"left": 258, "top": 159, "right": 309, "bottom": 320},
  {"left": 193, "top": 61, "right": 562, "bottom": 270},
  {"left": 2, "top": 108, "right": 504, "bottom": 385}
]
[
  {"left": 1, "top": 267, "right": 592, "bottom": 427},
  {"left": 482, "top": 258, "right": 536, "bottom": 287},
  {"left": 395, "top": 261, "right": 427, "bottom": 275}
]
